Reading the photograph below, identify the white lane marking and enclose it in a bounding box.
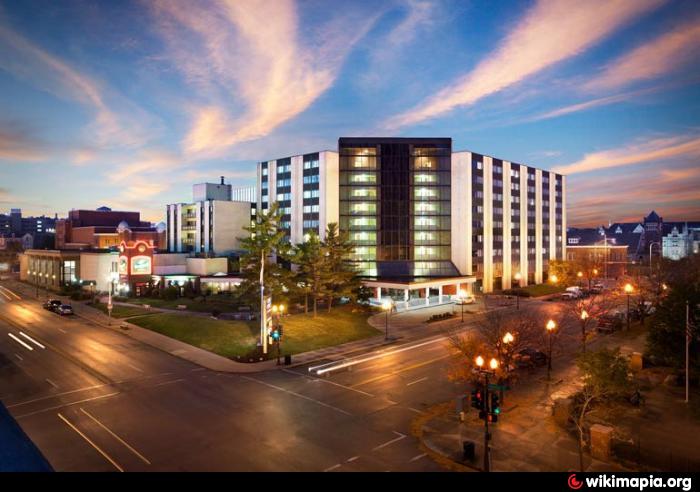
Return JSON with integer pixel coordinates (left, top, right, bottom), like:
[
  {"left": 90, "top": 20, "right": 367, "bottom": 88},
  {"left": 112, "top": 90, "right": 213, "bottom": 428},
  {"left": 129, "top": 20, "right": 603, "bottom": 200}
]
[
  {"left": 372, "top": 431, "right": 406, "bottom": 451},
  {"left": 323, "top": 464, "right": 341, "bottom": 472},
  {"left": 154, "top": 378, "right": 185, "bottom": 387},
  {"left": 0, "top": 289, "right": 11, "bottom": 301},
  {"left": 8, "top": 333, "right": 34, "bottom": 351},
  {"left": 409, "top": 453, "right": 427, "bottom": 462},
  {"left": 406, "top": 376, "right": 428, "bottom": 386},
  {"left": 190, "top": 367, "right": 206, "bottom": 372},
  {"left": 0, "top": 285, "right": 21, "bottom": 300},
  {"left": 19, "top": 331, "right": 45, "bottom": 349},
  {"left": 346, "top": 456, "right": 359, "bottom": 462},
  {"left": 281, "top": 368, "right": 376, "bottom": 398},
  {"left": 408, "top": 407, "right": 424, "bottom": 414},
  {"left": 46, "top": 378, "right": 59, "bottom": 389},
  {"left": 241, "top": 375, "right": 352, "bottom": 416},
  {"left": 58, "top": 328, "right": 67, "bottom": 334},
  {"left": 80, "top": 408, "right": 151, "bottom": 465},
  {"left": 126, "top": 363, "right": 143, "bottom": 373},
  {"left": 8, "top": 383, "right": 112, "bottom": 408},
  {"left": 57, "top": 413, "right": 124, "bottom": 472},
  {"left": 310, "top": 336, "right": 447, "bottom": 375},
  {"left": 16, "top": 392, "right": 120, "bottom": 419},
  {"left": 14, "top": 353, "right": 23, "bottom": 361}
]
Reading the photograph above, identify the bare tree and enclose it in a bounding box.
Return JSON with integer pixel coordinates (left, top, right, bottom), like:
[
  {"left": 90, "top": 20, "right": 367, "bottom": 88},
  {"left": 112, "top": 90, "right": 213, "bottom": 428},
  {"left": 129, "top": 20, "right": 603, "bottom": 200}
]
[{"left": 562, "top": 290, "right": 620, "bottom": 353}]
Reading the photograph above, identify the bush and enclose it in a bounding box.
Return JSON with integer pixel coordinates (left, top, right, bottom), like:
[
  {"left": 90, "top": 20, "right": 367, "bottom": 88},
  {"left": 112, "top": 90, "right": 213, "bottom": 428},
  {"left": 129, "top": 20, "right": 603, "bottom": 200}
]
[
  {"left": 163, "top": 286, "right": 179, "bottom": 301},
  {"left": 502, "top": 288, "right": 531, "bottom": 297},
  {"left": 428, "top": 312, "right": 455, "bottom": 323},
  {"left": 211, "top": 309, "right": 221, "bottom": 318}
]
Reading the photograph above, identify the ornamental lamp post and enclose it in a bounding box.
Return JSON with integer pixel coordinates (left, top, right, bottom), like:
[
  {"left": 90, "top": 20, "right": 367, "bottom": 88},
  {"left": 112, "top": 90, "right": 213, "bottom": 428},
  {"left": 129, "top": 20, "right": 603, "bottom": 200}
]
[
  {"left": 474, "top": 355, "right": 499, "bottom": 472},
  {"left": 577, "top": 271, "right": 583, "bottom": 288},
  {"left": 382, "top": 299, "right": 393, "bottom": 341},
  {"left": 624, "top": 283, "right": 634, "bottom": 331},
  {"left": 546, "top": 319, "right": 557, "bottom": 380},
  {"left": 580, "top": 309, "right": 589, "bottom": 353},
  {"left": 458, "top": 288, "right": 467, "bottom": 322},
  {"left": 514, "top": 272, "right": 522, "bottom": 310}
]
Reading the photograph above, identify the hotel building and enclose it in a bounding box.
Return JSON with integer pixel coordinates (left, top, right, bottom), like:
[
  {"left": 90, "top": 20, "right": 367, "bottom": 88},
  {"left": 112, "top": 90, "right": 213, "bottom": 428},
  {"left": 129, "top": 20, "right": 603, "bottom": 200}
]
[
  {"left": 256, "top": 137, "right": 566, "bottom": 304},
  {"left": 166, "top": 178, "right": 253, "bottom": 256}
]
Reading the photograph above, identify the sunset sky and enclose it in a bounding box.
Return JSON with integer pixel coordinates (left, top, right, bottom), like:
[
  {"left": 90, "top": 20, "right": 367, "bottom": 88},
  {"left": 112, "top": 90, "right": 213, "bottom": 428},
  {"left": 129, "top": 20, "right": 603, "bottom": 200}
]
[{"left": 1, "top": 0, "right": 699, "bottom": 226}]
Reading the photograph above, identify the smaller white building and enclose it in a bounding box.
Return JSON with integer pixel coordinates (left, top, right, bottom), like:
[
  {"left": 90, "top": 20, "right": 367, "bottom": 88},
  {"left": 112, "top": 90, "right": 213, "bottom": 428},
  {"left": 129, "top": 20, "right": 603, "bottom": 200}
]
[
  {"left": 166, "top": 178, "right": 252, "bottom": 256},
  {"left": 662, "top": 223, "right": 700, "bottom": 260}
]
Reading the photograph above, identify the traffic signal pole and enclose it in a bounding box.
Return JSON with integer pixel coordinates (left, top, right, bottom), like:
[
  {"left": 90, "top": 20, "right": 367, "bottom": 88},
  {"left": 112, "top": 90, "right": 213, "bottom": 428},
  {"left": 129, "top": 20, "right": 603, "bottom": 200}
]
[{"left": 483, "top": 372, "right": 491, "bottom": 472}]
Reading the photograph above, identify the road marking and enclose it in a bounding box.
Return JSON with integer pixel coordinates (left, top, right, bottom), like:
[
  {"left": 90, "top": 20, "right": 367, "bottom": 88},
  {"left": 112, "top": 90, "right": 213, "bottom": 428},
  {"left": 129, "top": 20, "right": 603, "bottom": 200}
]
[
  {"left": 154, "top": 378, "right": 185, "bottom": 387},
  {"left": 346, "top": 456, "right": 359, "bottom": 462},
  {"left": 14, "top": 353, "right": 23, "bottom": 361},
  {"left": 281, "top": 368, "right": 376, "bottom": 398},
  {"left": 372, "top": 431, "right": 406, "bottom": 451},
  {"left": 190, "top": 367, "right": 206, "bottom": 372},
  {"left": 409, "top": 453, "right": 427, "bottom": 462},
  {"left": 57, "top": 412, "right": 124, "bottom": 472},
  {"left": 126, "top": 363, "right": 143, "bottom": 373},
  {"left": 323, "top": 464, "right": 341, "bottom": 472},
  {"left": 0, "top": 285, "right": 21, "bottom": 300},
  {"left": 16, "top": 392, "right": 120, "bottom": 419},
  {"left": 8, "top": 383, "right": 113, "bottom": 408},
  {"left": 80, "top": 408, "right": 151, "bottom": 465},
  {"left": 46, "top": 378, "right": 58, "bottom": 389},
  {"left": 8, "top": 333, "right": 33, "bottom": 351},
  {"left": 19, "top": 331, "right": 45, "bottom": 349},
  {"left": 352, "top": 354, "right": 450, "bottom": 388},
  {"left": 406, "top": 376, "right": 428, "bottom": 386},
  {"left": 241, "top": 376, "right": 352, "bottom": 416},
  {"left": 0, "top": 289, "right": 11, "bottom": 301},
  {"left": 408, "top": 407, "right": 424, "bottom": 414},
  {"left": 57, "top": 328, "right": 67, "bottom": 334},
  {"left": 309, "top": 335, "right": 448, "bottom": 375}
]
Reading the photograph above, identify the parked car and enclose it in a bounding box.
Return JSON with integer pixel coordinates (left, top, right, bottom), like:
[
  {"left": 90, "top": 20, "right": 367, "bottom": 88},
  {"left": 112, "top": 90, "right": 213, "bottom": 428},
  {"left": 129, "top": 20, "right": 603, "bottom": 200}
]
[
  {"left": 56, "top": 304, "right": 74, "bottom": 316},
  {"left": 560, "top": 286, "right": 583, "bottom": 300},
  {"left": 514, "top": 348, "right": 548, "bottom": 368},
  {"left": 455, "top": 295, "right": 475, "bottom": 305},
  {"left": 43, "top": 299, "right": 62, "bottom": 311},
  {"left": 597, "top": 311, "right": 625, "bottom": 333}
]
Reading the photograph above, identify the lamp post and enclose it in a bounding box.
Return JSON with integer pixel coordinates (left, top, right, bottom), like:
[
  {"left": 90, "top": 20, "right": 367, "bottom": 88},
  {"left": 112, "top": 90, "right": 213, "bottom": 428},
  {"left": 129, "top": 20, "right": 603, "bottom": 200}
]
[
  {"left": 271, "top": 303, "right": 285, "bottom": 365},
  {"left": 580, "top": 309, "right": 589, "bottom": 353},
  {"left": 577, "top": 271, "right": 583, "bottom": 289},
  {"left": 458, "top": 288, "right": 467, "bottom": 322},
  {"left": 382, "top": 299, "right": 393, "bottom": 341},
  {"left": 624, "top": 283, "right": 634, "bottom": 331},
  {"left": 514, "top": 272, "right": 522, "bottom": 310},
  {"left": 546, "top": 319, "right": 556, "bottom": 380},
  {"left": 107, "top": 272, "right": 118, "bottom": 324},
  {"left": 475, "top": 355, "right": 499, "bottom": 472},
  {"left": 500, "top": 332, "right": 514, "bottom": 403}
]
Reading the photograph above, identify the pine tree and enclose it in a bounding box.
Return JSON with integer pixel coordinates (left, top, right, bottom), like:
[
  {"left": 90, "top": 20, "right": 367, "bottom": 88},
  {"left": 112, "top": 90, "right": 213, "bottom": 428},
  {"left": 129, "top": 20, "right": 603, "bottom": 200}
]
[
  {"left": 291, "top": 230, "right": 329, "bottom": 317},
  {"left": 322, "top": 222, "right": 359, "bottom": 312}
]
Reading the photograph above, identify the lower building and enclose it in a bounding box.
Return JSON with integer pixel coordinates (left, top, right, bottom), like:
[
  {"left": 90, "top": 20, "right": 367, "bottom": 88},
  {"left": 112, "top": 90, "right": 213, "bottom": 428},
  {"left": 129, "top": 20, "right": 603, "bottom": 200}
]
[{"left": 565, "top": 243, "right": 628, "bottom": 279}]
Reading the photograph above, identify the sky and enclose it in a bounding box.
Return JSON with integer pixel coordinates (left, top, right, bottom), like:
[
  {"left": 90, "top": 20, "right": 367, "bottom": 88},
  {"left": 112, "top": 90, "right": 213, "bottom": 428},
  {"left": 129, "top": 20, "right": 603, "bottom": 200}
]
[{"left": 0, "top": 0, "right": 699, "bottom": 227}]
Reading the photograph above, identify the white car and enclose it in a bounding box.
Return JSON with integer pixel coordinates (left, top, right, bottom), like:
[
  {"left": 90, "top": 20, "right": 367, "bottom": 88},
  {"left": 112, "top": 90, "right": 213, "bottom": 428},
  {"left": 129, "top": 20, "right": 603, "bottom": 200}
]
[
  {"left": 561, "top": 287, "right": 583, "bottom": 300},
  {"left": 455, "top": 295, "right": 475, "bottom": 305}
]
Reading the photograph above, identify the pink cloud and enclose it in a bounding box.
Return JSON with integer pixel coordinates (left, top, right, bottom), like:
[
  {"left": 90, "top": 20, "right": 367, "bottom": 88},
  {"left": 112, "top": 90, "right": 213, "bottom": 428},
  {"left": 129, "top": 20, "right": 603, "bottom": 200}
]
[
  {"left": 385, "top": 0, "right": 664, "bottom": 129},
  {"left": 584, "top": 16, "right": 700, "bottom": 92}
]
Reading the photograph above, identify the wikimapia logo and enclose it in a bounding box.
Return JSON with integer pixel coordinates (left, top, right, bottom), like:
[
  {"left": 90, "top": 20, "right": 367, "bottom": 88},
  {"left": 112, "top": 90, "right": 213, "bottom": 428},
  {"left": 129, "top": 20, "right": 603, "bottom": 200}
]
[{"left": 567, "top": 474, "right": 692, "bottom": 491}]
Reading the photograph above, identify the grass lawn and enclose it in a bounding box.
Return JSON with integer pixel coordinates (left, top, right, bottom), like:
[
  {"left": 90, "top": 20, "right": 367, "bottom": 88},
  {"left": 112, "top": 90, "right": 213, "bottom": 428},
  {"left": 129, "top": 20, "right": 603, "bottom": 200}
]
[
  {"left": 126, "top": 296, "right": 238, "bottom": 313},
  {"left": 519, "top": 284, "right": 566, "bottom": 297},
  {"left": 91, "top": 303, "right": 158, "bottom": 319},
  {"left": 128, "top": 305, "right": 379, "bottom": 359}
]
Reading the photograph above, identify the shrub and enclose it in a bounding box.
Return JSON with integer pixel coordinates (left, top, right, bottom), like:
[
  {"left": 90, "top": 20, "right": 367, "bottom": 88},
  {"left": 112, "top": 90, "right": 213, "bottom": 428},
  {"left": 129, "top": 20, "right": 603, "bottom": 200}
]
[{"left": 163, "top": 286, "right": 179, "bottom": 301}]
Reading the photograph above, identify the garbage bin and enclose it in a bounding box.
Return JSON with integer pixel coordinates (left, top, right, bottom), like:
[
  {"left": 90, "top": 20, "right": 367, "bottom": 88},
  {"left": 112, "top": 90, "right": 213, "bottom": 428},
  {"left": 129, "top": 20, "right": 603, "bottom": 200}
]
[
  {"left": 284, "top": 354, "right": 292, "bottom": 366},
  {"left": 462, "top": 440, "right": 475, "bottom": 462}
]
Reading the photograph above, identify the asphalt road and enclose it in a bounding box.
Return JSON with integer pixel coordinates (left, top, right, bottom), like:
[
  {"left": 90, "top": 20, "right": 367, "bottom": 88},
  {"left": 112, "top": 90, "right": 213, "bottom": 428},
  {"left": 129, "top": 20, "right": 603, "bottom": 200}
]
[{"left": 0, "top": 283, "right": 472, "bottom": 472}]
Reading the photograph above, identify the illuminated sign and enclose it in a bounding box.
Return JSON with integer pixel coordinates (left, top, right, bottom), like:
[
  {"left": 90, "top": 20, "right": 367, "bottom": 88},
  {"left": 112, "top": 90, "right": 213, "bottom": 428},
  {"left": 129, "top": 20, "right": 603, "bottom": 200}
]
[
  {"left": 118, "top": 256, "right": 128, "bottom": 274},
  {"left": 131, "top": 255, "right": 152, "bottom": 275}
]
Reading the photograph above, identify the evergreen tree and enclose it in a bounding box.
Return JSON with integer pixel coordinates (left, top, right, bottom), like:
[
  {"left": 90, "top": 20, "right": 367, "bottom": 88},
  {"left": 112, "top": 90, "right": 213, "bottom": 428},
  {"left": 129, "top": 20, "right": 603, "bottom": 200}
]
[
  {"left": 322, "top": 222, "right": 359, "bottom": 312},
  {"left": 291, "top": 230, "right": 329, "bottom": 317},
  {"left": 237, "top": 203, "right": 293, "bottom": 307}
]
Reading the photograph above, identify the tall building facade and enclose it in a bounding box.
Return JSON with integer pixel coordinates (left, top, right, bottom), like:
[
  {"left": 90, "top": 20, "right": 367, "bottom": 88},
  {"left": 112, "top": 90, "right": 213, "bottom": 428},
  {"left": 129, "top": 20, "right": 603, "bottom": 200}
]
[
  {"left": 256, "top": 137, "right": 566, "bottom": 295},
  {"left": 166, "top": 179, "right": 251, "bottom": 255}
]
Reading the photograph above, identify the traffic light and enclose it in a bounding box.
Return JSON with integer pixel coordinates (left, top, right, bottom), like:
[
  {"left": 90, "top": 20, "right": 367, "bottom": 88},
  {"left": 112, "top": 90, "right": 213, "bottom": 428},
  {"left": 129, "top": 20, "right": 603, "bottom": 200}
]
[
  {"left": 271, "top": 329, "right": 280, "bottom": 341},
  {"left": 470, "top": 385, "right": 484, "bottom": 410},
  {"left": 490, "top": 393, "right": 501, "bottom": 415}
]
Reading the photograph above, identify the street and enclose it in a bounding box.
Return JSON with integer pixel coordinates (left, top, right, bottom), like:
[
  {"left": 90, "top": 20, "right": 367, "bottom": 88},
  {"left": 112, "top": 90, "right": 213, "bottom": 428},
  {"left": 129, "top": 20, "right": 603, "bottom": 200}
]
[{"left": 0, "top": 282, "right": 481, "bottom": 472}]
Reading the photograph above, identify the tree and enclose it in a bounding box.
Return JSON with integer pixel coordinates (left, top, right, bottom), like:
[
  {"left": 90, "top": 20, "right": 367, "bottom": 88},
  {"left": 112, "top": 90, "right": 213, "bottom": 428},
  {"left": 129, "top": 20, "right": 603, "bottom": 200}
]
[
  {"left": 573, "top": 348, "right": 631, "bottom": 471},
  {"left": 563, "top": 290, "right": 620, "bottom": 353},
  {"left": 237, "top": 202, "right": 293, "bottom": 307},
  {"left": 646, "top": 255, "right": 700, "bottom": 369},
  {"left": 291, "top": 230, "right": 329, "bottom": 317},
  {"left": 322, "top": 222, "right": 359, "bottom": 312}
]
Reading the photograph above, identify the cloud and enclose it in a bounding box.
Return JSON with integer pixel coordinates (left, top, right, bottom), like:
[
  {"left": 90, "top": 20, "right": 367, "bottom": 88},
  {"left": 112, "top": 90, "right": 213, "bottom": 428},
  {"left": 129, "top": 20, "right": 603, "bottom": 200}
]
[
  {"left": 0, "top": 21, "right": 159, "bottom": 149},
  {"left": 0, "top": 122, "right": 46, "bottom": 161},
  {"left": 584, "top": 16, "right": 700, "bottom": 92},
  {"left": 151, "top": 0, "right": 378, "bottom": 158},
  {"left": 553, "top": 134, "right": 700, "bottom": 174},
  {"left": 385, "top": 0, "right": 664, "bottom": 129}
]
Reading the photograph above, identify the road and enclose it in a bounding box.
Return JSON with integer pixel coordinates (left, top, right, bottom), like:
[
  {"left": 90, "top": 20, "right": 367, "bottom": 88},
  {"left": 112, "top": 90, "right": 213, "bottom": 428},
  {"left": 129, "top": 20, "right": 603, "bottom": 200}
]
[{"left": 0, "top": 282, "right": 475, "bottom": 472}]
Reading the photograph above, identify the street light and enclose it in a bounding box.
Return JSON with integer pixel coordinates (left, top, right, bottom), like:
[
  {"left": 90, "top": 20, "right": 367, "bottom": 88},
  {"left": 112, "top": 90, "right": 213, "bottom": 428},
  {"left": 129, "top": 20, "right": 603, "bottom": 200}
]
[
  {"left": 271, "top": 303, "right": 285, "bottom": 365},
  {"left": 514, "top": 272, "right": 522, "bottom": 310},
  {"left": 546, "top": 319, "right": 556, "bottom": 380},
  {"left": 624, "top": 283, "right": 634, "bottom": 331},
  {"left": 577, "top": 271, "right": 583, "bottom": 288},
  {"left": 550, "top": 274, "right": 558, "bottom": 284},
  {"left": 580, "top": 309, "right": 589, "bottom": 353},
  {"left": 382, "top": 299, "right": 393, "bottom": 341},
  {"left": 458, "top": 288, "right": 468, "bottom": 322},
  {"left": 474, "top": 354, "right": 499, "bottom": 472}
]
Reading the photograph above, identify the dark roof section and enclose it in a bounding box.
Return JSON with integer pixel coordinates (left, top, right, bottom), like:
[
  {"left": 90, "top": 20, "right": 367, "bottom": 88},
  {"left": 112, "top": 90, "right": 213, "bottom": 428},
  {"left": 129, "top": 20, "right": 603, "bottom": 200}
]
[
  {"left": 645, "top": 210, "right": 661, "bottom": 222},
  {"left": 0, "top": 401, "right": 53, "bottom": 471},
  {"left": 566, "top": 227, "right": 603, "bottom": 245}
]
